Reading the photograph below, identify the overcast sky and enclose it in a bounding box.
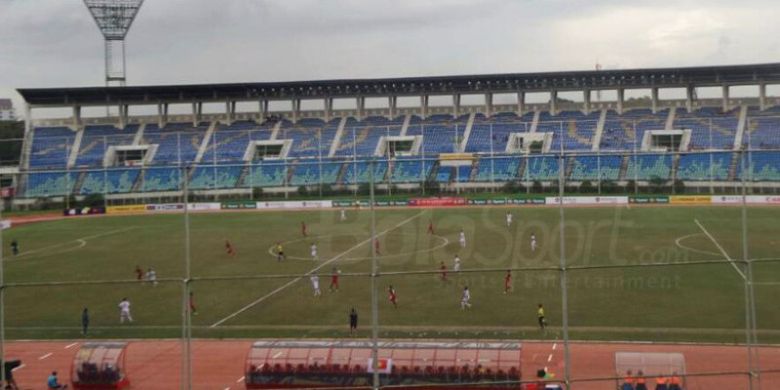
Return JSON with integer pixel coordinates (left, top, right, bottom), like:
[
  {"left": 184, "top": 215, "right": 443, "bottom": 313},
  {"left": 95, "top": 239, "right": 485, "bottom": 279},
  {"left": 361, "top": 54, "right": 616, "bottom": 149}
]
[{"left": 1, "top": 0, "right": 778, "bottom": 115}]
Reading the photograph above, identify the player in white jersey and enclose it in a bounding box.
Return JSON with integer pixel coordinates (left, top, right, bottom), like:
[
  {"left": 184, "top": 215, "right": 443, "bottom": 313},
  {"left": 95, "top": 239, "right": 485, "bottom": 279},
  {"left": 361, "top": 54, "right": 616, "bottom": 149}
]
[
  {"left": 460, "top": 286, "right": 472, "bottom": 309},
  {"left": 453, "top": 254, "right": 461, "bottom": 272},
  {"left": 311, "top": 243, "right": 319, "bottom": 261},
  {"left": 340, "top": 208, "right": 347, "bottom": 221},
  {"left": 310, "top": 274, "right": 321, "bottom": 296},
  {"left": 118, "top": 298, "right": 133, "bottom": 323},
  {"left": 459, "top": 229, "right": 466, "bottom": 248},
  {"left": 146, "top": 267, "right": 158, "bottom": 286},
  {"left": 530, "top": 233, "right": 537, "bottom": 253},
  {"left": 506, "top": 211, "right": 513, "bottom": 227}
]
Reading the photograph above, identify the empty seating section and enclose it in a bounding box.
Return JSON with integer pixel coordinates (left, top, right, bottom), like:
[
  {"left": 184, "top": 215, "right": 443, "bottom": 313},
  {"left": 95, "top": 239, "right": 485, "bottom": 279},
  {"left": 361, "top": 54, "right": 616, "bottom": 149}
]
[
  {"left": 474, "top": 157, "right": 520, "bottom": 181},
  {"left": 25, "top": 172, "right": 78, "bottom": 197},
  {"left": 141, "top": 168, "right": 180, "bottom": 191},
  {"left": 466, "top": 113, "right": 532, "bottom": 153},
  {"left": 342, "top": 161, "right": 388, "bottom": 184},
  {"left": 290, "top": 161, "right": 341, "bottom": 186},
  {"left": 677, "top": 153, "right": 732, "bottom": 180},
  {"left": 569, "top": 155, "right": 622, "bottom": 181},
  {"left": 745, "top": 107, "right": 780, "bottom": 149},
  {"left": 142, "top": 123, "right": 207, "bottom": 164},
  {"left": 75, "top": 125, "right": 138, "bottom": 167},
  {"left": 391, "top": 159, "right": 431, "bottom": 182},
  {"left": 435, "top": 167, "right": 452, "bottom": 182},
  {"left": 336, "top": 116, "right": 403, "bottom": 157},
  {"left": 29, "top": 127, "right": 75, "bottom": 169},
  {"left": 281, "top": 118, "right": 340, "bottom": 158},
  {"left": 601, "top": 109, "right": 668, "bottom": 150},
  {"left": 741, "top": 151, "right": 780, "bottom": 181},
  {"left": 189, "top": 165, "right": 243, "bottom": 189},
  {"left": 675, "top": 107, "right": 738, "bottom": 149},
  {"left": 202, "top": 120, "right": 273, "bottom": 163},
  {"left": 406, "top": 115, "right": 468, "bottom": 154},
  {"left": 79, "top": 169, "right": 141, "bottom": 194},
  {"left": 245, "top": 163, "right": 288, "bottom": 187},
  {"left": 525, "top": 156, "right": 559, "bottom": 181},
  {"left": 539, "top": 111, "right": 599, "bottom": 151},
  {"left": 625, "top": 154, "right": 672, "bottom": 180}
]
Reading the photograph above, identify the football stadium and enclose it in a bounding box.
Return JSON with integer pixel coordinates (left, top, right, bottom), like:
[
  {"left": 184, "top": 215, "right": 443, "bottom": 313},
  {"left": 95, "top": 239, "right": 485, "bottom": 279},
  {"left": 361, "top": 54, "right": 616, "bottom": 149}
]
[{"left": 1, "top": 1, "right": 780, "bottom": 389}]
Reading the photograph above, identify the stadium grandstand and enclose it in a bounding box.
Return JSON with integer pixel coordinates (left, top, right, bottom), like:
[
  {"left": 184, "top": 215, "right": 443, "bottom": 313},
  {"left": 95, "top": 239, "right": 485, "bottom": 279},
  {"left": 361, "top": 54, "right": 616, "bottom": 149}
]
[{"left": 9, "top": 62, "right": 780, "bottom": 203}]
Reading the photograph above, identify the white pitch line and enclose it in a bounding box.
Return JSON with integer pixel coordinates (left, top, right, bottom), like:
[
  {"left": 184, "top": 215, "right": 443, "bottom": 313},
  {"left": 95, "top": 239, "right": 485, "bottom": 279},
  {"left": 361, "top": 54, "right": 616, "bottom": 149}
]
[
  {"left": 38, "top": 352, "right": 53, "bottom": 360},
  {"left": 694, "top": 219, "right": 746, "bottom": 280},
  {"left": 236, "top": 376, "right": 245, "bottom": 383},
  {"left": 65, "top": 342, "right": 78, "bottom": 349},
  {"left": 547, "top": 354, "right": 553, "bottom": 362},
  {"left": 210, "top": 211, "right": 425, "bottom": 327},
  {"left": 12, "top": 364, "right": 25, "bottom": 371}
]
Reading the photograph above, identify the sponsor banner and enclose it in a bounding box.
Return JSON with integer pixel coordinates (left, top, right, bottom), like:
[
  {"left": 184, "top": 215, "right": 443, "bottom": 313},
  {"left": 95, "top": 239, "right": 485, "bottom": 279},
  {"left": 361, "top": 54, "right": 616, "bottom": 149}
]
[
  {"left": 146, "top": 203, "right": 185, "bottom": 212},
  {"left": 366, "top": 358, "right": 393, "bottom": 374},
  {"left": 711, "top": 195, "right": 780, "bottom": 204},
  {"left": 1, "top": 187, "right": 15, "bottom": 198},
  {"left": 255, "top": 200, "right": 334, "bottom": 209},
  {"left": 332, "top": 200, "right": 354, "bottom": 207},
  {"left": 187, "top": 202, "right": 221, "bottom": 211},
  {"left": 106, "top": 204, "right": 147, "bottom": 214},
  {"left": 509, "top": 197, "right": 546, "bottom": 205},
  {"left": 545, "top": 196, "right": 628, "bottom": 205},
  {"left": 408, "top": 197, "right": 466, "bottom": 207},
  {"left": 0, "top": 220, "right": 11, "bottom": 230},
  {"left": 669, "top": 195, "right": 712, "bottom": 205},
  {"left": 63, "top": 207, "right": 106, "bottom": 216},
  {"left": 221, "top": 201, "right": 257, "bottom": 210},
  {"left": 629, "top": 196, "right": 670, "bottom": 204}
]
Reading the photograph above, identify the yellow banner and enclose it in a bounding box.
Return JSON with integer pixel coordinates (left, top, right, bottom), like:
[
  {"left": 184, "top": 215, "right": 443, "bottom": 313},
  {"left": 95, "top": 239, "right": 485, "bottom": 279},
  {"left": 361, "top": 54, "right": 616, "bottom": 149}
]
[
  {"left": 106, "top": 204, "right": 147, "bottom": 214},
  {"left": 669, "top": 195, "right": 712, "bottom": 205}
]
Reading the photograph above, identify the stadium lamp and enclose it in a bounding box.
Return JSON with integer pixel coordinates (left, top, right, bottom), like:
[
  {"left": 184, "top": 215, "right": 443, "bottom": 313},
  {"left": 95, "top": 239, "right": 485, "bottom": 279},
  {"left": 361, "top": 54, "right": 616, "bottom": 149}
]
[{"left": 83, "top": 0, "right": 145, "bottom": 87}]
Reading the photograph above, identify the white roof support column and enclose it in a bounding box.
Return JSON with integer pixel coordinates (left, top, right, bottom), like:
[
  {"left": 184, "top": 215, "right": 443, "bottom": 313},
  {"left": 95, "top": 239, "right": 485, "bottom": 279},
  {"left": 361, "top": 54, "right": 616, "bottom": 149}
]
[
  {"left": 616, "top": 88, "right": 624, "bottom": 115},
  {"left": 118, "top": 104, "right": 128, "bottom": 128},
  {"left": 550, "top": 90, "right": 558, "bottom": 116},
  {"left": 72, "top": 105, "right": 82, "bottom": 130},
  {"left": 583, "top": 89, "right": 591, "bottom": 115},
  {"left": 453, "top": 93, "right": 461, "bottom": 117},
  {"left": 759, "top": 83, "right": 767, "bottom": 111},
  {"left": 226, "top": 100, "right": 236, "bottom": 126},
  {"left": 324, "top": 97, "right": 334, "bottom": 122},
  {"left": 157, "top": 103, "right": 168, "bottom": 128},
  {"left": 388, "top": 96, "right": 397, "bottom": 119},
  {"left": 686, "top": 85, "right": 694, "bottom": 112},
  {"left": 651, "top": 87, "right": 659, "bottom": 114},
  {"left": 192, "top": 102, "right": 202, "bottom": 127},
  {"left": 517, "top": 91, "right": 525, "bottom": 116},
  {"left": 357, "top": 96, "right": 366, "bottom": 120},
  {"left": 485, "top": 92, "right": 493, "bottom": 117},
  {"left": 421, "top": 95, "right": 429, "bottom": 119},
  {"left": 722, "top": 85, "right": 730, "bottom": 112},
  {"left": 292, "top": 98, "right": 301, "bottom": 124},
  {"left": 24, "top": 104, "right": 32, "bottom": 135}
]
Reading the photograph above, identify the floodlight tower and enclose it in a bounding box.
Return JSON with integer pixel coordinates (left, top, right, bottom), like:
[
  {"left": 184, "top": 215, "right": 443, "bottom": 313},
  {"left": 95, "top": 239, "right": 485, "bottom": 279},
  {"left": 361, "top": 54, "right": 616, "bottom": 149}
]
[{"left": 84, "top": 0, "right": 144, "bottom": 87}]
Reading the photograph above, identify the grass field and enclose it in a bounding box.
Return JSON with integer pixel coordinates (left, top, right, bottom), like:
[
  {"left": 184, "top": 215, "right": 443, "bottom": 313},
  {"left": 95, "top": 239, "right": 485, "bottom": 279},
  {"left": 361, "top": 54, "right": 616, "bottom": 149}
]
[{"left": 4, "top": 205, "right": 780, "bottom": 343}]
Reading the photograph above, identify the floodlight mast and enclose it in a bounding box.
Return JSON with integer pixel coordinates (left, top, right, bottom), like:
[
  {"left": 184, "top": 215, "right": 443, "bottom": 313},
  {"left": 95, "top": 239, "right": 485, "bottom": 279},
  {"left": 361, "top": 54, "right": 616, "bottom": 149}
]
[{"left": 83, "top": 0, "right": 144, "bottom": 87}]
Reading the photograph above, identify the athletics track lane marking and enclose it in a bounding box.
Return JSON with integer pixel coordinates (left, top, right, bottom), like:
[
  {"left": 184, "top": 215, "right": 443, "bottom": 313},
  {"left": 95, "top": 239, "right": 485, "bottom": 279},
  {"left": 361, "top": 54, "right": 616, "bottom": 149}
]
[
  {"left": 694, "top": 219, "right": 746, "bottom": 279},
  {"left": 210, "top": 211, "right": 426, "bottom": 327}
]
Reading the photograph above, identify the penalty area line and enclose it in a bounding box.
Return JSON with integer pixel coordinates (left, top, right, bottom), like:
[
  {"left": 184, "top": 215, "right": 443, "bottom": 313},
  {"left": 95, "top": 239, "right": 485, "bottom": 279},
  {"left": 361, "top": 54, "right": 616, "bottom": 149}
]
[
  {"left": 694, "top": 219, "right": 746, "bottom": 280},
  {"left": 210, "top": 211, "right": 426, "bottom": 327}
]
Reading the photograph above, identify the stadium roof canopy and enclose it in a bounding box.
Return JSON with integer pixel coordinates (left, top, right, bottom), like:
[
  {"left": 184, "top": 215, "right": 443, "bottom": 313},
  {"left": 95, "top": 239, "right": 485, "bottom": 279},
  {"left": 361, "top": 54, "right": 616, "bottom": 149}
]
[{"left": 17, "top": 62, "right": 780, "bottom": 107}]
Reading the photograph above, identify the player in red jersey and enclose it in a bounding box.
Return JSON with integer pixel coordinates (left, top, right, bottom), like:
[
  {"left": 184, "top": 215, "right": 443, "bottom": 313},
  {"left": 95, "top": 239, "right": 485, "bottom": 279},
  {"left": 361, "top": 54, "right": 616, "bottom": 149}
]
[
  {"left": 504, "top": 270, "right": 512, "bottom": 294},
  {"left": 374, "top": 238, "right": 381, "bottom": 256},
  {"left": 440, "top": 261, "right": 447, "bottom": 281},
  {"left": 189, "top": 291, "right": 197, "bottom": 315},
  {"left": 301, "top": 221, "right": 308, "bottom": 237},
  {"left": 135, "top": 265, "right": 144, "bottom": 281},
  {"left": 427, "top": 220, "right": 435, "bottom": 235},
  {"left": 330, "top": 267, "right": 341, "bottom": 292},
  {"left": 388, "top": 285, "right": 398, "bottom": 308},
  {"left": 225, "top": 239, "right": 236, "bottom": 257}
]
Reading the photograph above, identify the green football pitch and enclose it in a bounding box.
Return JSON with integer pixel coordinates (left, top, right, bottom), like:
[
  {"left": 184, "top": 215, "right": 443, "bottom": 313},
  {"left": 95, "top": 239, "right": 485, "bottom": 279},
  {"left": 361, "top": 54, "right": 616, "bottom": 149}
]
[{"left": 4, "top": 205, "right": 780, "bottom": 343}]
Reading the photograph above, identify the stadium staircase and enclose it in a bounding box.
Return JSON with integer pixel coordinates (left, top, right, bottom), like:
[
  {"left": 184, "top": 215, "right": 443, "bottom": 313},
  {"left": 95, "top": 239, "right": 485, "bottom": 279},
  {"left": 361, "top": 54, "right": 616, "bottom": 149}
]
[
  {"left": 71, "top": 172, "right": 87, "bottom": 195},
  {"left": 733, "top": 105, "right": 748, "bottom": 150},
  {"left": 270, "top": 121, "right": 282, "bottom": 140},
  {"left": 132, "top": 123, "right": 146, "bottom": 145},
  {"left": 727, "top": 152, "right": 741, "bottom": 181},
  {"left": 591, "top": 110, "right": 607, "bottom": 151},
  {"left": 670, "top": 153, "right": 681, "bottom": 184},
  {"left": 665, "top": 108, "right": 677, "bottom": 130},
  {"left": 237, "top": 164, "right": 250, "bottom": 187},
  {"left": 564, "top": 156, "right": 575, "bottom": 179},
  {"left": 530, "top": 111, "right": 541, "bottom": 133},
  {"left": 399, "top": 114, "right": 412, "bottom": 136},
  {"left": 327, "top": 117, "right": 348, "bottom": 157},
  {"left": 67, "top": 129, "right": 85, "bottom": 168},
  {"left": 194, "top": 121, "right": 218, "bottom": 163},
  {"left": 517, "top": 158, "right": 527, "bottom": 181},
  {"left": 334, "top": 163, "right": 347, "bottom": 185},
  {"left": 469, "top": 160, "right": 479, "bottom": 181},
  {"left": 131, "top": 170, "right": 145, "bottom": 192},
  {"left": 618, "top": 155, "right": 630, "bottom": 180},
  {"left": 458, "top": 113, "right": 476, "bottom": 152}
]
